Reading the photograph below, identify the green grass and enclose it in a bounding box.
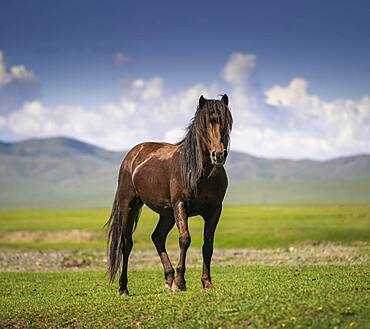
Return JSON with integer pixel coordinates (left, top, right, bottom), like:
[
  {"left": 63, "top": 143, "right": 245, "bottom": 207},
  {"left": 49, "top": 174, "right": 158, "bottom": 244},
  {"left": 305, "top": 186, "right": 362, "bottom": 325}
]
[
  {"left": 0, "top": 205, "right": 370, "bottom": 250},
  {"left": 1, "top": 266, "right": 369, "bottom": 328},
  {"left": 1, "top": 205, "right": 369, "bottom": 327}
]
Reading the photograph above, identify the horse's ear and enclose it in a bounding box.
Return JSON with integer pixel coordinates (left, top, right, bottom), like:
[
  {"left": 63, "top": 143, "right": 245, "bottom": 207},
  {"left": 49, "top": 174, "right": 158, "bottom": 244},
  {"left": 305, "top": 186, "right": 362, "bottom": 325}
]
[
  {"left": 199, "top": 95, "right": 207, "bottom": 108},
  {"left": 221, "top": 94, "right": 229, "bottom": 106}
]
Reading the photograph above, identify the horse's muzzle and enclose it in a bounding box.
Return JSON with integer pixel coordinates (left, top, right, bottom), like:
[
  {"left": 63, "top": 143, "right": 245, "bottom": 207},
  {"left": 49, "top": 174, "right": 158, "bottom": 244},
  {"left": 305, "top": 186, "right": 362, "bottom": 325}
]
[{"left": 210, "top": 150, "right": 227, "bottom": 167}]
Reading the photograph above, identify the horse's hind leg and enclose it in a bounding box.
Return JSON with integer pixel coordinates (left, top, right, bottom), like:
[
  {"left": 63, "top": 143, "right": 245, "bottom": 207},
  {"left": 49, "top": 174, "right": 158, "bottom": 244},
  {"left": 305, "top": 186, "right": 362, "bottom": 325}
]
[
  {"left": 151, "top": 215, "right": 176, "bottom": 291},
  {"left": 118, "top": 197, "right": 143, "bottom": 296}
]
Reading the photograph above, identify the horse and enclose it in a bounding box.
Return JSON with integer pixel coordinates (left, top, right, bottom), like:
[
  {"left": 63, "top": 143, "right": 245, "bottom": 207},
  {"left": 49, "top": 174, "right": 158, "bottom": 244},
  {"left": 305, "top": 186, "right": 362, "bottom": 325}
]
[{"left": 106, "top": 94, "right": 233, "bottom": 296}]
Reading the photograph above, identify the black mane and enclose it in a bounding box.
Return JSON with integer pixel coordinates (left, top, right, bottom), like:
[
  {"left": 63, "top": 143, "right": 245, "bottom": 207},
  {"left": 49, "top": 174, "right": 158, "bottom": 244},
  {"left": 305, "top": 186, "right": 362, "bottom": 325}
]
[{"left": 178, "top": 97, "right": 232, "bottom": 196}]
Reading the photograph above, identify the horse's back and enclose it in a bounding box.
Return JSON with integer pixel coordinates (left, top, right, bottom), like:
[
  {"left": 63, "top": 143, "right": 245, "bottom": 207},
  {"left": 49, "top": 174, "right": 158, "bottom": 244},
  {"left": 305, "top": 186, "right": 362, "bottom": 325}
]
[{"left": 122, "top": 141, "right": 178, "bottom": 172}]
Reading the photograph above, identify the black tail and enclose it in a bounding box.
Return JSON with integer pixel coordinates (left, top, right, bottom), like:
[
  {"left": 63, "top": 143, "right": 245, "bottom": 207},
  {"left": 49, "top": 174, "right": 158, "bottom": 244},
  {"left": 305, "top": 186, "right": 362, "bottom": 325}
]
[
  {"left": 105, "top": 191, "right": 123, "bottom": 283},
  {"left": 105, "top": 190, "right": 141, "bottom": 283}
]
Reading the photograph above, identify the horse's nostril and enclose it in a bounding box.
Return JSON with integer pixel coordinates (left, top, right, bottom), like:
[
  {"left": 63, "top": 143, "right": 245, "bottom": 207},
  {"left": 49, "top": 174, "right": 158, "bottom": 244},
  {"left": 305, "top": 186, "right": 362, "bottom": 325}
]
[
  {"left": 223, "top": 150, "right": 228, "bottom": 158},
  {"left": 215, "top": 151, "right": 224, "bottom": 162},
  {"left": 211, "top": 150, "right": 216, "bottom": 158}
]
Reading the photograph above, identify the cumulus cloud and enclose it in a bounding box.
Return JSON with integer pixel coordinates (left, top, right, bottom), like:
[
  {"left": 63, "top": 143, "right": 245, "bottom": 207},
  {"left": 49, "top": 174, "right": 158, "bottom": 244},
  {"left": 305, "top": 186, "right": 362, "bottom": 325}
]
[
  {"left": 261, "top": 79, "right": 370, "bottom": 157},
  {"left": 221, "top": 53, "right": 262, "bottom": 125},
  {"left": 131, "top": 77, "right": 164, "bottom": 101},
  {"left": 222, "top": 53, "right": 256, "bottom": 89},
  {"left": 0, "top": 51, "right": 369, "bottom": 159},
  {"left": 0, "top": 51, "right": 40, "bottom": 115},
  {"left": 0, "top": 51, "right": 35, "bottom": 87},
  {"left": 2, "top": 79, "right": 218, "bottom": 149},
  {"left": 7, "top": 100, "right": 101, "bottom": 138}
]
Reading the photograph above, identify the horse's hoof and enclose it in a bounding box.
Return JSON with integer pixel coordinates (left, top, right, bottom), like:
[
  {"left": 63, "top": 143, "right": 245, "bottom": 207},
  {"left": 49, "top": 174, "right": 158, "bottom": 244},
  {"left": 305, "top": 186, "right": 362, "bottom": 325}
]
[
  {"left": 165, "top": 283, "right": 173, "bottom": 293},
  {"left": 203, "top": 282, "right": 214, "bottom": 289},
  {"left": 118, "top": 289, "right": 129, "bottom": 297},
  {"left": 171, "top": 281, "right": 186, "bottom": 292}
]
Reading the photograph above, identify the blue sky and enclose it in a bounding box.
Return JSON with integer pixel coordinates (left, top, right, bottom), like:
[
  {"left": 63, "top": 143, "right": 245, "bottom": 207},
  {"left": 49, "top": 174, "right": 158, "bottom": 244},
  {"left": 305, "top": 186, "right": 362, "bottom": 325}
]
[{"left": 0, "top": 0, "right": 369, "bottom": 158}]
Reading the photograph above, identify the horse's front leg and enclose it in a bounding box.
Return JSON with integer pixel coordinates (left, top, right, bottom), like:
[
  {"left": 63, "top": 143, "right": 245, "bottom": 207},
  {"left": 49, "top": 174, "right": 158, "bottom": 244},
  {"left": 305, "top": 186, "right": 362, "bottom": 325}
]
[
  {"left": 172, "top": 201, "right": 190, "bottom": 291},
  {"left": 201, "top": 205, "right": 222, "bottom": 289}
]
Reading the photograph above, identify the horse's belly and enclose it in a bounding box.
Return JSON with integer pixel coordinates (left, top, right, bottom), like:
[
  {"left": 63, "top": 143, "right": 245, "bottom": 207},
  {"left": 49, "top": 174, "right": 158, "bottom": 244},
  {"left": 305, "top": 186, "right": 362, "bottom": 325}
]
[{"left": 132, "top": 162, "right": 173, "bottom": 216}]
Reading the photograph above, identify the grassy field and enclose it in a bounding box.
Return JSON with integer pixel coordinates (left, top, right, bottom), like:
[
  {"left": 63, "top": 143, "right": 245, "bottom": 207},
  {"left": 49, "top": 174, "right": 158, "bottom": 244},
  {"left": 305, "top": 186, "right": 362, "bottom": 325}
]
[
  {"left": 1, "top": 266, "right": 369, "bottom": 328},
  {"left": 1, "top": 205, "right": 369, "bottom": 328},
  {"left": 0, "top": 205, "right": 369, "bottom": 250},
  {"left": 0, "top": 205, "right": 370, "bottom": 249}
]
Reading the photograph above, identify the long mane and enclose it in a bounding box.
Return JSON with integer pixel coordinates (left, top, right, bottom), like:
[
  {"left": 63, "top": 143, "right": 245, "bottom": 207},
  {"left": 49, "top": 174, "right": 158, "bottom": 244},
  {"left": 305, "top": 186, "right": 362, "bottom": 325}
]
[{"left": 177, "top": 99, "right": 233, "bottom": 196}]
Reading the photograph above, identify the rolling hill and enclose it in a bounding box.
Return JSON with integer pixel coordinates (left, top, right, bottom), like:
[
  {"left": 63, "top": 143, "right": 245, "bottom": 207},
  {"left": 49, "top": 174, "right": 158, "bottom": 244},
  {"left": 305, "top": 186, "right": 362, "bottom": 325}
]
[{"left": 0, "top": 137, "right": 369, "bottom": 207}]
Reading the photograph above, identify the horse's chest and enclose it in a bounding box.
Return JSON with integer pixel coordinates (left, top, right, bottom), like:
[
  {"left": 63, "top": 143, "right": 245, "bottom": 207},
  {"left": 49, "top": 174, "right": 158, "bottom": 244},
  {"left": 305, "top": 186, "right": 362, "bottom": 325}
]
[{"left": 187, "top": 177, "right": 228, "bottom": 215}]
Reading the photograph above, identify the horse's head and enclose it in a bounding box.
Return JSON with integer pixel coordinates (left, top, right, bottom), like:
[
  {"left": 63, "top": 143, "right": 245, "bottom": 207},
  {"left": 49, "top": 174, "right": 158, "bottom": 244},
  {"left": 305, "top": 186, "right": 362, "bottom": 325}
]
[
  {"left": 195, "top": 94, "right": 233, "bottom": 167},
  {"left": 179, "top": 94, "right": 233, "bottom": 194}
]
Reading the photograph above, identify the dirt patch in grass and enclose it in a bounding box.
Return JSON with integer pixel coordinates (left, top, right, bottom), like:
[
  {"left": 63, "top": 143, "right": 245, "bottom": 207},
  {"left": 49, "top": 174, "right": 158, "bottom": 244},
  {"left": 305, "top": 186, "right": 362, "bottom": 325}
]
[
  {"left": 0, "top": 230, "right": 95, "bottom": 242},
  {"left": 0, "top": 241, "right": 368, "bottom": 272}
]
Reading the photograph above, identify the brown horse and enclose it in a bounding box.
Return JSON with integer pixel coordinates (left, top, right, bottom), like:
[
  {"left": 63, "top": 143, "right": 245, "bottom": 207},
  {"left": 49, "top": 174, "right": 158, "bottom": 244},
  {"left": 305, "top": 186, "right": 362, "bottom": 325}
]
[{"left": 106, "top": 94, "right": 233, "bottom": 295}]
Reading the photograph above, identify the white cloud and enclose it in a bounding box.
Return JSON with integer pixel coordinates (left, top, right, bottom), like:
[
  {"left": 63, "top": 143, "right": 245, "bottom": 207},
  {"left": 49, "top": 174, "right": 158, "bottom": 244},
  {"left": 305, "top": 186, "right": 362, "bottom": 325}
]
[
  {"left": 266, "top": 78, "right": 310, "bottom": 112},
  {"left": 164, "top": 128, "right": 185, "bottom": 143},
  {"left": 0, "top": 52, "right": 369, "bottom": 159},
  {"left": 221, "top": 53, "right": 265, "bottom": 127},
  {"left": 222, "top": 53, "right": 256, "bottom": 88},
  {"left": 0, "top": 51, "right": 35, "bottom": 87},
  {"left": 10, "top": 65, "right": 35, "bottom": 80},
  {"left": 231, "top": 127, "right": 332, "bottom": 159},
  {"left": 131, "top": 77, "right": 163, "bottom": 101},
  {"left": 0, "top": 51, "right": 40, "bottom": 116},
  {"left": 250, "top": 78, "right": 370, "bottom": 158},
  {"left": 1, "top": 77, "right": 220, "bottom": 150},
  {"left": 7, "top": 100, "right": 102, "bottom": 138}
]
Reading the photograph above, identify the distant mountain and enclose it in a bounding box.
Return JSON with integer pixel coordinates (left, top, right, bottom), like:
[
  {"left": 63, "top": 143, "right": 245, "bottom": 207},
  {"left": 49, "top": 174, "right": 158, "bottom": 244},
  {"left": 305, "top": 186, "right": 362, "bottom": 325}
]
[
  {"left": 0, "top": 137, "right": 369, "bottom": 207},
  {"left": 226, "top": 151, "right": 370, "bottom": 181},
  {"left": 0, "top": 137, "right": 122, "bottom": 162}
]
